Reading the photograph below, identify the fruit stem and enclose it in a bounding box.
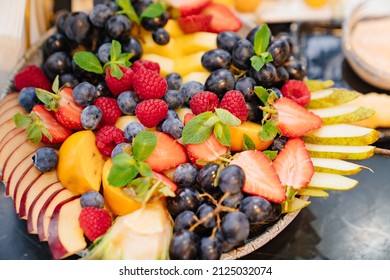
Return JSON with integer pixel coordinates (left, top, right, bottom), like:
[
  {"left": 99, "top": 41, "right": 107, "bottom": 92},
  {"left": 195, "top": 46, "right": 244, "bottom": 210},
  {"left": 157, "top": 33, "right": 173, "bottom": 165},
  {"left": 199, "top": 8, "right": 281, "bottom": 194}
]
[
  {"left": 375, "top": 147, "right": 390, "bottom": 156},
  {"left": 260, "top": 106, "right": 277, "bottom": 115},
  {"left": 142, "top": 179, "right": 163, "bottom": 206}
]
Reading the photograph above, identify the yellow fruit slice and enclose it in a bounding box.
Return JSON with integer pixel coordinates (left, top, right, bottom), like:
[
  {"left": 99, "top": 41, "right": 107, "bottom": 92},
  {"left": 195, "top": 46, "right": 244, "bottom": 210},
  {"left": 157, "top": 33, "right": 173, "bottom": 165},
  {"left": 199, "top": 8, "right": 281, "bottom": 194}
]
[
  {"left": 175, "top": 32, "right": 217, "bottom": 55},
  {"left": 164, "top": 19, "right": 184, "bottom": 38},
  {"left": 141, "top": 36, "right": 183, "bottom": 58},
  {"left": 228, "top": 121, "right": 273, "bottom": 152},
  {"left": 182, "top": 72, "right": 210, "bottom": 84},
  {"left": 235, "top": 0, "right": 262, "bottom": 13},
  {"left": 174, "top": 52, "right": 206, "bottom": 77},
  {"left": 141, "top": 54, "right": 175, "bottom": 77}
]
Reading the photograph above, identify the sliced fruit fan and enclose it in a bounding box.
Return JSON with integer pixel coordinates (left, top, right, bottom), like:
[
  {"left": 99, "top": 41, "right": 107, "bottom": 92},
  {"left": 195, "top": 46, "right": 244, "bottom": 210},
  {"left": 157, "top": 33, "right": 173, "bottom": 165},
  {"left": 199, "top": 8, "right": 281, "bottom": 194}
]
[{"left": 0, "top": 0, "right": 382, "bottom": 260}]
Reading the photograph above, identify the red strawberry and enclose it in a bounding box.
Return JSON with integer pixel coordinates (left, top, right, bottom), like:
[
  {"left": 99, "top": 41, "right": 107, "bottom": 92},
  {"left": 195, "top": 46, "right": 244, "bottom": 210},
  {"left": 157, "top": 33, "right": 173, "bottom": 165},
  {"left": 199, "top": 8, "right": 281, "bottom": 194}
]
[
  {"left": 105, "top": 66, "right": 134, "bottom": 96},
  {"left": 14, "top": 65, "right": 51, "bottom": 91},
  {"left": 94, "top": 97, "right": 122, "bottom": 126},
  {"left": 145, "top": 131, "right": 188, "bottom": 172},
  {"left": 273, "top": 138, "right": 314, "bottom": 190},
  {"left": 132, "top": 68, "right": 168, "bottom": 100},
  {"left": 176, "top": 0, "right": 211, "bottom": 17},
  {"left": 230, "top": 150, "right": 286, "bottom": 203},
  {"left": 201, "top": 3, "right": 242, "bottom": 33},
  {"left": 95, "top": 125, "right": 127, "bottom": 157},
  {"left": 281, "top": 80, "right": 311, "bottom": 107},
  {"left": 178, "top": 14, "right": 212, "bottom": 34},
  {"left": 131, "top": 60, "right": 160, "bottom": 73},
  {"left": 219, "top": 90, "right": 248, "bottom": 122},
  {"left": 78, "top": 207, "right": 112, "bottom": 242},
  {"left": 54, "top": 87, "right": 84, "bottom": 130},
  {"left": 135, "top": 99, "right": 168, "bottom": 128},
  {"left": 189, "top": 91, "right": 219, "bottom": 115},
  {"left": 274, "top": 97, "right": 323, "bottom": 137},
  {"left": 152, "top": 171, "right": 178, "bottom": 193}
]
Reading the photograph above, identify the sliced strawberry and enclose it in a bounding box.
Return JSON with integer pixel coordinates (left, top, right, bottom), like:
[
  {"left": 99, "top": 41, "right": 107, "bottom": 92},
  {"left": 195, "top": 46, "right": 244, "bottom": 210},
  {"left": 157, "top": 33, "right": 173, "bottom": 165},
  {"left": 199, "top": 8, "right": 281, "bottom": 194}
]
[
  {"left": 55, "top": 87, "right": 83, "bottom": 130},
  {"left": 230, "top": 150, "right": 286, "bottom": 203},
  {"left": 175, "top": 0, "right": 211, "bottom": 17},
  {"left": 145, "top": 131, "right": 188, "bottom": 173},
  {"left": 178, "top": 14, "right": 212, "bottom": 34},
  {"left": 152, "top": 171, "right": 178, "bottom": 193},
  {"left": 200, "top": 3, "right": 242, "bottom": 33},
  {"left": 274, "top": 97, "right": 323, "bottom": 137},
  {"left": 273, "top": 138, "right": 314, "bottom": 190}
]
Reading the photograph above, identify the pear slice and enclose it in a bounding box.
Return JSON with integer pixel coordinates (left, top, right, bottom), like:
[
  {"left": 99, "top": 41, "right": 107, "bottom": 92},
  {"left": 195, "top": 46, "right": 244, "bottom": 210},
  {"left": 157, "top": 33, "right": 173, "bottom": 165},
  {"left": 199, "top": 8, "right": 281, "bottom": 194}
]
[
  {"left": 282, "top": 197, "right": 311, "bottom": 213},
  {"left": 305, "top": 79, "right": 334, "bottom": 92},
  {"left": 307, "top": 172, "right": 358, "bottom": 191},
  {"left": 297, "top": 188, "right": 329, "bottom": 197},
  {"left": 307, "top": 88, "right": 360, "bottom": 109},
  {"left": 310, "top": 105, "right": 375, "bottom": 125},
  {"left": 303, "top": 124, "right": 380, "bottom": 145},
  {"left": 311, "top": 158, "right": 369, "bottom": 175},
  {"left": 305, "top": 143, "right": 375, "bottom": 160}
]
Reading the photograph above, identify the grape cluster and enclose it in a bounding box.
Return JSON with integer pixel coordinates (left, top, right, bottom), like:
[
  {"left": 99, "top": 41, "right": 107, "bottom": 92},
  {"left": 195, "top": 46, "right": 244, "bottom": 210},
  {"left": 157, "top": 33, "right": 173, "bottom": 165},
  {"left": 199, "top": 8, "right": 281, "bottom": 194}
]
[{"left": 167, "top": 163, "right": 282, "bottom": 260}]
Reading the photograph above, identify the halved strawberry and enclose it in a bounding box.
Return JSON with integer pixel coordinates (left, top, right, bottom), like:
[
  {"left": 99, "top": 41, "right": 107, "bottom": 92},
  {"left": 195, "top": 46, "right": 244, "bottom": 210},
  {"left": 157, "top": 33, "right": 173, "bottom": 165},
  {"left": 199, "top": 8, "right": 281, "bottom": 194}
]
[
  {"left": 174, "top": 0, "right": 211, "bottom": 17},
  {"left": 200, "top": 3, "right": 242, "bottom": 33},
  {"left": 274, "top": 97, "right": 323, "bottom": 137},
  {"left": 178, "top": 14, "right": 212, "bottom": 34},
  {"left": 273, "top": 138, "right": 314, "bottom": 190},
  {"left": 152, "top": 171, "right": 178, "bottom": 193},
  {"left": 145, "top": 131, "right": 188, "bottom": 173},
  {"left": 230, "top": 150, "right": 286, "bottom": 203}
]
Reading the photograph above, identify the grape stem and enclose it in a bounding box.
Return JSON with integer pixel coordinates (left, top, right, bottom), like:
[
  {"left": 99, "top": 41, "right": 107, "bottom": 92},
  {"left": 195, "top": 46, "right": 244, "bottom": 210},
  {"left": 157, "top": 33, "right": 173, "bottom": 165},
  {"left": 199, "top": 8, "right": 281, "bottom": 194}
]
[{"left": 375, "top": 147, "right": 390, "bottom": 156}]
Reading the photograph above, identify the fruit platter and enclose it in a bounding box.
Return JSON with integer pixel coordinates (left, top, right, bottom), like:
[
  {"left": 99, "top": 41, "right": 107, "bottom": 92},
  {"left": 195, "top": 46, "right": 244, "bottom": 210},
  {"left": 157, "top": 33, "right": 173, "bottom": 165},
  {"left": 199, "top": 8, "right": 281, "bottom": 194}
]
[{"left": 0, "top": 0, "right": 387, "bottom": 260}]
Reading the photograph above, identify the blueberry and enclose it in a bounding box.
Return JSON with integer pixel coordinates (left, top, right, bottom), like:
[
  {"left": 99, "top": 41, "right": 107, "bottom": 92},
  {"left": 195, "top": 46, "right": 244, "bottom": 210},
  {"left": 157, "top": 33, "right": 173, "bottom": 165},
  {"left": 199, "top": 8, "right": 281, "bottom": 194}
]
[
  {"left": 249, "top": 63, "right": 277, "bottom": 87},
  {"left": 96, "top": 81, "right": 110, "bottom": 97},
  {"left": 201, "top": 48, "right": 231, "bottom": 72},
  {"left": 205, "top": 69, "right": 235, "bottom": 98},
  {"left": 80, "top": 191, "right": 104, "bottom": 208},
  {"left": 64, "top": 12, "right": 91, "bottom": 43},
  {"left": 199, "top": 236, "right": 222, "bottom": 260},
  {"left": 267, "top": 39, "right": 291, "bottom": 66},
  {"left": 89, "top": 3, "right": 114, "bottom": 28},
  {"left": 218, "top": 165, "right": 245, "bottom": 194},
  {"left": 174, "top": 163, "right": 199, "bottom": 188},
  {"left": 239, "top": 196, "right": 272, "bottom": 224},
  {"left": 73, "top": 82, "right": 98, "bottom": 107},
  {"left": 232, "top": 39, "right": 254, "bottom": 70},
  {"left": 163, "top": 89, "right": 184, "bottom": 110},
  {"left": 59, "top": 73, "right": 79, "bottom": 88},
  {"left": 217, "top": 31, "right": 241, "bottom": 53},
  {"left": 33, "top": 147, "right": 58, "bottom": 172},
  {"left": 166, "top": 72, "right": 182, "bottom": 90},
  {"left": 166, "top": 109, "right": 179, "bottom": 120},
  {"left": 43, "top": 33, "right": 71, "bottom": 57},
  {"left": 180, "top": 81, "right": 204, "bottom": 105},
  {"left": 81, "top": 105, "right": 102, "bottom": 130},
  {"left": 44, "top": 51, "right": 72, "bottom": 76},
  {"left": 235, "top": 77, "right": 256, "bottom": 100},
  {"left": 105, "top": 15, "right": 132, "bottom": 40},
  {"left": 97, "top": 42, "right": 111, "bottom": 64},
  {"left": 152, "top": 28, "right": 170, "bottom": 45},
  {"left": 161, "top": 117, "right": 183, "bottom": 139},
  {"left": 122, "top": 37, "right": 143, "bottom": 62},
  {"left": 117, "top": 91, "right": 139, "bottom": 115},
  {"left": 111, "top": 142, "right": 132, "bottom": 158},
  {"left": 124, "top": 122, "right": 145, "bottom": 142},
  {"left": 141, "top": 12, "right": 168, "bottom": 31},
  {"left": 18, "top": 87, "right": 40, "bottom": 112}
]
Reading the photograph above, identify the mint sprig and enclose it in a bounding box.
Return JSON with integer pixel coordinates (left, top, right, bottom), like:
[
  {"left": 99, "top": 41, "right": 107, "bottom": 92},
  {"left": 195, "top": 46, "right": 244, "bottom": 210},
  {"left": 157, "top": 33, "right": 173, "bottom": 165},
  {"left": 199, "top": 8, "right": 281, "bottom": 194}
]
[
  {"left": 250, "top": 24, "right": 273, "bottom": 71},
  {"left": 115, "top": 0, "right": 164, "bottom": 24},
  {"left": 182, "top": 109, "right": 242, "bottom": 147},
  {"left": 243, "top": 134, "right": 256, "bottom": 151},
  {"left": 140, "top": 2, "right": 165, "bottom": 19}
]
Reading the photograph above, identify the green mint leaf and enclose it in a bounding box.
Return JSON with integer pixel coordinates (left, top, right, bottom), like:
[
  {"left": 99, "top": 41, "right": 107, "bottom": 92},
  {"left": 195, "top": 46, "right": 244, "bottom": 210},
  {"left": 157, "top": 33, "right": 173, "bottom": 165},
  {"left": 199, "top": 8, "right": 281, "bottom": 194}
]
[
  {"left": 263, "top": 150, "right": 278, "bottom": 161},
  {"left": 137, "top": 161, "right": 153, "bottom": 177},
  {"left": 52, "top": 75, "right": 60, "bottom": 93},
  {"left": 115, "top": 0, "right": 140, "bottom": 24},
  {"left": 254, "top": 86, "right": 269, "bottom": 105},
  {"left": 140, "top": 2, "right": 164, "bottom": 19},
  {"left": 213, "top": 122, "right": 231, "bottom": 147},
  {"left": 108, "top": 164, "right": 139, "bottom": 187},
  {"left": 132, "top": 131, "right": 157, "bottom": 161},
  {"left": 215, "top": 108, "right": 241, "bottom": 126},
  {"left": 204, "top": 115, "right": 220, "bottom": 127},
  {"left": 250, "top": 55, "right": 265, "bottom": 72},
  {"left": 261, "top": 52, "right": 273, "bottom": 64},
  {"left": 117, "top": 52, "right": 133, "bottom": 67},
  {"left": 36, "top": 89, "right": 60, "bottom": 111},
  {"left": 243, "top": 134, "right": 256, "bottom": 151},
  {"left": 110, "top": 40, "right": 121, "bottom": 61},
  {"left": 253, "top": 24, "right": 271, "bottom": 55},
  {"left": 26, "top": 122, "right": 42, "bottom": 143},
  {"left": 258, "top": 121, "right": 278, "bottom": 141},
  {"left": 131, "top": 177, "right": 153, "bottom": 200},
  {"left": 13, "top": 113, "right": 32, "bottom": 127},
  {"left": 73, "top": 51, "right": 103, "bottom": 74},
  {"left": 182, "top": 112, "right": 214, "bottom": 144},
  {"left": 110, "top": 64, "right": 123, "bottom": 79},
  {"left": 112, "top": 153, "right": 136, "bottom": 167}
]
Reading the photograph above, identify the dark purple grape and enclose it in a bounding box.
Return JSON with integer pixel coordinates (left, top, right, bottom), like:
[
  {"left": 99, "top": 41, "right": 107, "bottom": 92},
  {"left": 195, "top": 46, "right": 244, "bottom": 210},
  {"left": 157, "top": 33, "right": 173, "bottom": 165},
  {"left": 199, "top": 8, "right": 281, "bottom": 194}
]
[
  {"left": 64, "top": 12, "right": 91, "bottom": 43},
  {"left": 167, "top": 187, "right": 201, "bottom": 217},
  {"left": 174, "top": 163, "right": 199, "bottom": 188},
  {"left": 89, "top": 3, "right": 114, "bottom": 28},
  {"left": 169, "top": 230, "right": 199, "bottom": 260},
  {"left": 271, "top": 136, "right": 288, "bottom": 152},
  {"left": 218, "top": 165, "right": 245, "bottom": 194},
  {"left": 152, "top": 27, "right": 170, "bottom": 45},
  {"left": 44, "top": 33, "right": 71, "bottom": 57},
  {"left": 122, "top": 37, "right": 143, "bottom": 62},
  {"left": 285, "top": 58, "right": 307, "bottom": 80},
  {"left": 249, "top": 63, "right": 277, "bottom": 87},
  {"left": 239, "top": 196, "right": 273, "bottom": 224},
  {"left": 232, "top": 39, "right": 254, "bottom": 70},
  {"left": 267, "top": 39, "right": 291, "bottom": 66},
  {"left": 174, "top": 210, "right": 197, "bottom": 231},
  {"left": 44, "top": 51, "right": 72, "bottom": 76},
  {"left": 274, "top": 66, "right": 289, "bottom": 85},
  {"left": 134, "top": 0, "right": 153, "bottom": 15},
  {"left": 204, "top": 69, "right": 235, "bottom": 98},
  {"left": 196, "top": 203, "right": 216, "bottom": 229},
  {"left": 221, "top": 212, "right": 250, "bottom": 244},
  {"left": 235, "top": 77, "right": 256, "bottom": 100},
  {"left": 217, "top": 31, "right": 241, "bottom": 53},
  {"left": 222, "top": 192, "right": 243, "bottom": 208},
  {"left": 246, "top": 98, "right": 262, "bottom": 122},
  {"left": 196, "top": 163, "right": 220, "bottom": 193},
  {"left": 201, "top": 49, "right": 232, "bottom": 72},
  {"left": 266, "top": 203, "right": 283, "bottom": 222},
  {"left": 180, "top": 81, "right": 204, "bottom": 105},
  {"left": 54, "top": 10, "right": 71, "bottom": 35},
  {"left": 59, "top": 73, "right": 79, "bottom": 88},
  {"left": 200, "top": 236, "right": 222, "bottom": 260},
  {"left": 105, "top": 15, "right": 132, "bottom": 40},
  {"left": 246, "top": 24, "right": 272, "bottom": 45},
  {"left": 141, "top": 12, "right": 168, "bottom": 31}
]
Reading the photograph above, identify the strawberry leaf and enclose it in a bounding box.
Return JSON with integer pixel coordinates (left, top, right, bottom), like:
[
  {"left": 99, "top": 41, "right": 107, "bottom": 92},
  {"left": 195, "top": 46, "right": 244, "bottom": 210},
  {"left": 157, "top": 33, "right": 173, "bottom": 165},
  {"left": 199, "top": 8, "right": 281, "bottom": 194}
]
[
  {"left": 182, "top": 111, "right": 214, "bottom": 144},
  {"left": 140, "top": 2, "right": 164, "bottom": 19},
  {"left": 73, "top": 51, "right": 104, "bottom": 74},
  {"left": 253, "top": 24, "right": 271, "bottom": 55},
  {"left": 40, "top": 124, "right": 53, "bottom": 142},
  {"left": 215, "top": 108, "right": 241, "bottom": 126},
  {"left": 263, "top": 150, "right": 278, "bottom": 161},
  {"left": 259, "top": 121, "right": 278, "bottom": 141},
  {"left": 26, "top": 122, "right": 42, "bottom": 143},
  {"left": 243, "top": 134, "right": 256, "bottom": 151},
  {"left": 213, "top": 121, "right": 231, "bottom": 147},
  {"left": 35, "top": 89, "right": 60, "bottom": 111},
  {"left": 132, "top": 131, "right": 157, "bottom": 161},
  {"left": 137, "top": 161, "right": 153, "bottom": 177},
  {"left": 115, "top": 0, "right": 140, "bottom": 24},
  {"left": 52, "top": 75, "right": 60, "bottom": 93},
  {"left": 13, "top": 113, "right": 32, "bottom": 127}
]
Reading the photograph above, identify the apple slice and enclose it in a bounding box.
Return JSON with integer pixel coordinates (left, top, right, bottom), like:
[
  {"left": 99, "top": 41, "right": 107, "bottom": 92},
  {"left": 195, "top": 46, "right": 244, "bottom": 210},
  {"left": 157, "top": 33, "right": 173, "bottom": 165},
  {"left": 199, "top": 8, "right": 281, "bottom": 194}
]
[
  {"left": 303, "top": 124, "right": 380, "bottom": 145},
  {"left": 0, "top": 119, "right": 19, "bottom": 145},
  {"left": 19, "top": 170, "right": 59, "bottom": 219},
  {"left": 310, "top": 105, "right": 375, "bottom": 125},
  {"left": 297, "top": 188, "right": 329, "bottom": 197},
  {"left": 0, "top": 130, "right": 29, "bottom": 168},
  {"left": 13, "top": 166, "right": 42, "bottom": 213},
  {"left": 0, "top": 95, "right": 19, "bottom": 112},
  {"left": 305, "top": 143, "right": 376, "bottom": 160},
  {"left": 0, "top": 128, "right": 25, "bottom": 159},
  {"left": 48, "top": 197, "right": 87, "bottom": 260},
  {"left": 27, "top": 182, "right": 64, "bottom": 234},
  {"left": 2, "top": 141, "right": 42, "bottom": 182},
  {"left": 6, "top": 157, "right": 34, "bottom": 197},
  {"left": 0, "top": 104, "right": 24, "bottom": 126},
  {"left": 0, "top": 92, "right": 19, "bottom": 109},
  {"left": 307, "top": 88, "right": 360, "bottom": 109},
  {"left": 311, "top": 157, "right": 370, "bottom": 175},
  {"left": 307, "top": 172, "right": 358, "bottom": 191},
  {"left": 37, "top": 188, "right": 76, "bottom": 241}
]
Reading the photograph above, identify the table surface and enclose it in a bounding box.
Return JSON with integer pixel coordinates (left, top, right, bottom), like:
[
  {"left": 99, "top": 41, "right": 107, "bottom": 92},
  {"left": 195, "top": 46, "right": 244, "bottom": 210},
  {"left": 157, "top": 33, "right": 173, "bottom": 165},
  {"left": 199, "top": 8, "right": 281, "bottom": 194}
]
[{"left": 1, "top": 21, "right": 390, "bottom": 260}]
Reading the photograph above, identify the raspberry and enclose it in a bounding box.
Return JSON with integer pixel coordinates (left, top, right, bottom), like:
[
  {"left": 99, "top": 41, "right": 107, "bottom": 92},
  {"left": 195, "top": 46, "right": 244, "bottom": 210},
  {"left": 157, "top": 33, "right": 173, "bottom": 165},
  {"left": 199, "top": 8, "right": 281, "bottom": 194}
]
[
  {"left": 281, "top": 80, "right": 311, "bottom": 107},
  {"left": 94, "top": 97, "right": 122, "bottom": 126},
  {"left": 219, "top": 90, "right": 248, "bottom": 122},
  {"left": 131, "top": 60, "right": 160, "bottom": 73},
  {"left": 14, "top": 65, "right": 51, "bottom": 91},
  {"left": 132, "top": 68, "right": 168, "bottom": 100},
  {"left": 78, "top": 207, "right": 112, "bottom": 242},
  {"left": 105, "top": 66, "right": 134, "bottom": 96},
  {"left": 189, "top": 91, "right": 219, "bottom": 115},
  {"left": 135, "top": 99, "right": 168, "bottom": 128},
  {"left": 96, "top": 125, "right": 127, "bottom": 157}
]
